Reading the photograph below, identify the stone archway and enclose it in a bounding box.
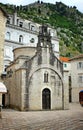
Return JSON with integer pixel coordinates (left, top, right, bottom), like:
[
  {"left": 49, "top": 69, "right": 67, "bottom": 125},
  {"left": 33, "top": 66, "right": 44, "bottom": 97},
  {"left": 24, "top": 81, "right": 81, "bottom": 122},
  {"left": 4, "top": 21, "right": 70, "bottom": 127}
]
[{"left": 42, "top": 88, "right": 51, "bottom": 110}]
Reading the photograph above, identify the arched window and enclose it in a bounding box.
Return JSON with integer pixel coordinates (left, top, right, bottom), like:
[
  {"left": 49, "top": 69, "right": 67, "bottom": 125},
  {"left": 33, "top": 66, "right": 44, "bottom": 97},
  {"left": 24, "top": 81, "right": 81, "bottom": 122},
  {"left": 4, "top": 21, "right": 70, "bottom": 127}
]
[
  {"left": 19, "top": 22, "right": 23, "bottom": 27},
  {"left": 44, "top": 71, "right": 48, "bottom": 83},
  {"left": 30, "top": 38, "right": 35, "bottom": 43},
  {"left": 19, "top": 35, "right": 23, "bottom": 43},
  {"left": 31, "top": 25, "right": 35, "bottom": 31},
  {"left": 6, "top": 32, "right": 11, "bottom": 40}
]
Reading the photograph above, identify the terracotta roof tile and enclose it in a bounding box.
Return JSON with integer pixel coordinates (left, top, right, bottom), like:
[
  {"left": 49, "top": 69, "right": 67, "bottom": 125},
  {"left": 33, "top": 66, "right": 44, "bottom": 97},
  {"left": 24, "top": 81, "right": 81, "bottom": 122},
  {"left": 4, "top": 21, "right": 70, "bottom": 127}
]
[{"left": 60, "top": 57, "right": 70, "bottom": 62}]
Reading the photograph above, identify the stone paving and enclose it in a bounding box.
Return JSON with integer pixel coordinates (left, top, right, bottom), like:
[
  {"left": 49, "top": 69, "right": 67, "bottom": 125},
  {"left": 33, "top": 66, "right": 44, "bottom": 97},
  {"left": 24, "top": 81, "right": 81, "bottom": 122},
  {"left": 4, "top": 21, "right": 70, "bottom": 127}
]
[{"left": 0, "top": 103, "right": 83, "bottom": 130}]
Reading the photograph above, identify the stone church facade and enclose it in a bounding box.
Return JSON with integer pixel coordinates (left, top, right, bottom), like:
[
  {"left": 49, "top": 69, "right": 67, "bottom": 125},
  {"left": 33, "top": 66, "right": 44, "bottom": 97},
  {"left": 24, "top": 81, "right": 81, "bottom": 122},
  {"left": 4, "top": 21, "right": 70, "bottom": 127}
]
[{"left": 4, "top": 25, "right": 69, "bottom": 111}]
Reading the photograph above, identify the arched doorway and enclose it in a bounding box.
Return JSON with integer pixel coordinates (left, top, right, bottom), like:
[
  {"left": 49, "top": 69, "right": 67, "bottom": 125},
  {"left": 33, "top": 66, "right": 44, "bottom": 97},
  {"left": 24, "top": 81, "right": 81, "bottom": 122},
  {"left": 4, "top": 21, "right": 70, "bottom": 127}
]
[
  {"left": 79, "top": 90, "right": 83, "bottom": 106},
  {"left": 42, "top": 88, "right": 51, "bottom": 110}
]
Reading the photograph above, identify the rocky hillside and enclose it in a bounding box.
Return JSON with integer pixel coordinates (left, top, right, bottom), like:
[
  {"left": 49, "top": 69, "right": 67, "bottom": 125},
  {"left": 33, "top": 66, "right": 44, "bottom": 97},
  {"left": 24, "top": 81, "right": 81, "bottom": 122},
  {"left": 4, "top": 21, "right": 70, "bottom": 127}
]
[{"left": 0, "top": 1, "right": 83, "bottom": 57}]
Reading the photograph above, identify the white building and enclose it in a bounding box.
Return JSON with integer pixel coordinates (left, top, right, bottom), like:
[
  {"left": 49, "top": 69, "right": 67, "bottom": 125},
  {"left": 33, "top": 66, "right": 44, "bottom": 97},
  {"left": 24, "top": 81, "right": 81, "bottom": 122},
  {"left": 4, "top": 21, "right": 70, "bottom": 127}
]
[
  {"left": 69, "top": 55, "right": 83, "bottom": 103},
  {"left": 60, "top": 57, "right": 71, "bottom": 72}
]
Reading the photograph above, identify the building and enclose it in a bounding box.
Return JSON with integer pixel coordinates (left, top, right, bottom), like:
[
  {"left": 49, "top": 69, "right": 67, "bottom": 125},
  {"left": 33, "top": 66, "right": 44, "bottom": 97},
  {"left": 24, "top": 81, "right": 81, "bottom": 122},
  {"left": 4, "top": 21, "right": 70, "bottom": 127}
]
[
  {"left": 60, "top": 57, "right": 71, "bottom": 102},
  {"left": 0, "top": 7, "right": 7, "bottom": 108},
  {"left": 60, "top": 55, "right": 83, "bottom": 104},
  {"left": 4, "top": 12, "right": 59, "bottom": 71},
  {"left": 69, "top": 55, "right": 83, "bottom": 103},
  {"left": 60, "top": 57, "right": 70, "bottom": 72},
  {"left": 4, "top": 25, "right": 69, "bottom": 111},
  {"left": 0, "top": 7, "right": 7, "bottom": 80}
]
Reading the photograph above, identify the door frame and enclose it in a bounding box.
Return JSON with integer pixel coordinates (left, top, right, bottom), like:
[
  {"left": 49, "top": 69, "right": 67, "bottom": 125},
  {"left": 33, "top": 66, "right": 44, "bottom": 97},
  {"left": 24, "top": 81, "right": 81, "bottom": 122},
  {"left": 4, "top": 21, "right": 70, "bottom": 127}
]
[{"left": 42, "top": 88, "right": 51, "bottom": 110}]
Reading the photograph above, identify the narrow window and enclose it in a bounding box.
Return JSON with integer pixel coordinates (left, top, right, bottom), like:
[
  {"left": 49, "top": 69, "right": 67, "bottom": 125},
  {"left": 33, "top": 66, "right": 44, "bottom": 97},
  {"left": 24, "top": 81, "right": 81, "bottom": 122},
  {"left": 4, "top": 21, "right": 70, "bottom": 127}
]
[
  {"left": 44, "top": 72, "right": 48, "bottom": 83},
  {"left": 19, "top": 35, "right": 23, "bottom": 43},
  {"left": 31, "top": 25, "right": 35, "bottom": 31},
  {"left": 19, "top": 22, "right": 23, "bottom": 27},
  {"left": 79, "top": 62, "right": 82, "bottom": 68},
  {"left": 6, "top": 32, "right": 11, "bottom": 40},
  {"left": 77, "top": 62, "right": 83, "bottom": 69},
  {"left": 64, "top": 63, "right": 67, "bottom": 68},
  {"left": 78, "top": 75, "right": 83, "bottom": 83}
]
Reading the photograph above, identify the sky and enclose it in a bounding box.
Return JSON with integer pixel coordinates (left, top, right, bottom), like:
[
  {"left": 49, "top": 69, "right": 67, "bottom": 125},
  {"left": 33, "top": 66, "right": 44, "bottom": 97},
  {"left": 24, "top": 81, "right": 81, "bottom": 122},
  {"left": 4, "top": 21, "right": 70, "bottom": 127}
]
[{"left": 0, "top": 0, "right": 83, "bottom": 13}]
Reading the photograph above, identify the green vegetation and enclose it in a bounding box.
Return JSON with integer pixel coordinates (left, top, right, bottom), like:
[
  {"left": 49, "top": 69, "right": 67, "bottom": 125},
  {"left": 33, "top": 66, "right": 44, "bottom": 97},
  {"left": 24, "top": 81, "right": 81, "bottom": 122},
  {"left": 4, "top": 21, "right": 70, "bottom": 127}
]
[{"left": 0, "top": 1, "right": 83, "bottom": 57}]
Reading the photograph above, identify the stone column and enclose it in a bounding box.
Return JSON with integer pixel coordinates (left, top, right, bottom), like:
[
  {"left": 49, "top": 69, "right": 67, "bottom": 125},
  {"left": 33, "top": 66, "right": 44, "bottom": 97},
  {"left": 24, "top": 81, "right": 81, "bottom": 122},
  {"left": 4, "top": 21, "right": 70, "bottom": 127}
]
[{"left": 63, "top": 71, "right": 69, "bottom": 109}]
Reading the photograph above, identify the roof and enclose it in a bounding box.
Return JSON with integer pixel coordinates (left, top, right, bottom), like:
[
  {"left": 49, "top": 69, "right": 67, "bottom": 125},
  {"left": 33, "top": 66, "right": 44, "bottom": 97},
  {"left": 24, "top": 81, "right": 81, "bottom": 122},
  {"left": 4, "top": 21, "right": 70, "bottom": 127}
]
[
  {"left": 0, "top": 6, "right": 8, "bottom": 17},
  {"left": 0, "top": 82, "right": 7, "bottom": 93},
  {"left": 60, "top": 57, "right": 70, "bottom": 62},
  {"left": 69, "top": 54, "right": 83, "bottom": 61}
]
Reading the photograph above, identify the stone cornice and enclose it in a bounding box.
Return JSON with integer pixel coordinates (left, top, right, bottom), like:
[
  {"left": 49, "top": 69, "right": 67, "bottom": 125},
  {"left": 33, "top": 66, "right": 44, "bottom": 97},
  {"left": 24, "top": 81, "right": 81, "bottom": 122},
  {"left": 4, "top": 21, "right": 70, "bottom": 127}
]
[{"left": 6, "top": 24, "right": 38, "bottom": 35}]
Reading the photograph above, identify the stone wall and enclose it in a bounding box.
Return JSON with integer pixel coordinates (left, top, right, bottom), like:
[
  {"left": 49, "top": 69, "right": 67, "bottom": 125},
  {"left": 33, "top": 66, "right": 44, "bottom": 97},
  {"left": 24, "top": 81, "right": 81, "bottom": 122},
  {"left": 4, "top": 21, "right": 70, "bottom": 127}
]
[
  {"left": 0, "top": 8, "right": 6, "bottom": 108},
  {"left": 28, "top": 68, "right": 63, "bottom": 110},
  {"left": 0, "top": 9, "right": 6, "bottom": 80},
  {"left": 70, "top": 58, "right": 83, "bottom": 102}
]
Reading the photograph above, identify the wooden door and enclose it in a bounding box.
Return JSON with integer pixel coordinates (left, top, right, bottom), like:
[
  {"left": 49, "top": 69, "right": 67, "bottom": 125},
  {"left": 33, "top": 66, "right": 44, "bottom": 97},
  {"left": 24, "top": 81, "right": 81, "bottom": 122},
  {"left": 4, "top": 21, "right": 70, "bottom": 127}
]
[{"left": 42, "top": 88, "right": 51, "bottom": 109}]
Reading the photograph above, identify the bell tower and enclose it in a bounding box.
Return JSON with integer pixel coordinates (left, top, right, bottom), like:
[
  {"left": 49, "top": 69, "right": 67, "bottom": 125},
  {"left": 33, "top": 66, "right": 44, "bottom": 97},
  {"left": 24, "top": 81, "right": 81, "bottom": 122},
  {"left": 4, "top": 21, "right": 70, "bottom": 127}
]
[
  {"left": 37, "top": 25, "right": 52, "bottom": 50},
  {"left": 37, "top": 25, "right": 55, "bottom": 65}
]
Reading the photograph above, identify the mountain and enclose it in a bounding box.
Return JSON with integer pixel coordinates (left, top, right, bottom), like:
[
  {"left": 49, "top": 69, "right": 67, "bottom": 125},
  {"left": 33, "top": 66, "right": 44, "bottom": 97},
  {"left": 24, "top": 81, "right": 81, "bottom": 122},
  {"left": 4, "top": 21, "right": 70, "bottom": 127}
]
[{"left": 0, "top": 1, "right": 83, "bottom": 57}]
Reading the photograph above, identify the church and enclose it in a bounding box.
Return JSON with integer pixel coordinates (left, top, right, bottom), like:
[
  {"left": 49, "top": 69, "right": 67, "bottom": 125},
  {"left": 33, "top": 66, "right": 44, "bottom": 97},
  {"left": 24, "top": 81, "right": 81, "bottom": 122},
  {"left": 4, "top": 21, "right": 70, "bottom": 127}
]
[{"left": 4, "top": 25, "right": 69, "bottom": 111}]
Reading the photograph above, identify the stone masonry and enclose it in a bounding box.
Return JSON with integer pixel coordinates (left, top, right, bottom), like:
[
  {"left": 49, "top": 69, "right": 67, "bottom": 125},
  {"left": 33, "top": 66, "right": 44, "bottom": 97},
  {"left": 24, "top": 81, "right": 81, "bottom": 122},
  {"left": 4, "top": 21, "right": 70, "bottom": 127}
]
[
  {"left": 0, "top": 7, "right": 7, "bottom": 81},
  {"left": 4, "top": 25, "right": 69, "bottom": 111}
]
